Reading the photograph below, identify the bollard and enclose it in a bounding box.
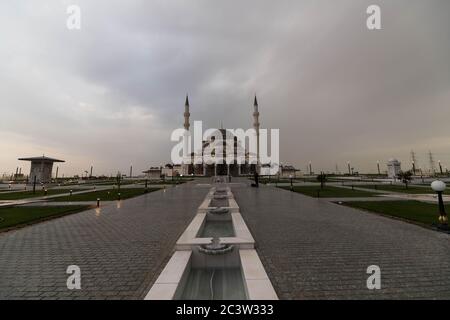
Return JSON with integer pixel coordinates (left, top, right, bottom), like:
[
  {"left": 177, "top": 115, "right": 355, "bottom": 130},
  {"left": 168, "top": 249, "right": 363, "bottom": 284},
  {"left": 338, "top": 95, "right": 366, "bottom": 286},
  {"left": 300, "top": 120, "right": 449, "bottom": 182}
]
[
  {"left": 118, "top": 192, "right": 121, "bottom": 200},
  {"left": 97, "top": 198, "right": 100, "bottom": 208},
  {"left": 352, "top": 185, "right": 354, "bottom": 190},
  {"left": 70, "top": 190, "right": 73, "bottom": 196},
  {"left": 44, "top": 189, "right": 48, "bottom": 196}
]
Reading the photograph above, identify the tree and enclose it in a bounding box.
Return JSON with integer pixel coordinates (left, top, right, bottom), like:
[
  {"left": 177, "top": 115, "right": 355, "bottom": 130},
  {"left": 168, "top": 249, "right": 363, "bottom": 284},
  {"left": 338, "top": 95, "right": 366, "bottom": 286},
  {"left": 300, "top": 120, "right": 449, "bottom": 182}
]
[
  {"left": 317, "top": 172, "right": 327, "bottom": 190},
  {"left": 397, "top": 170, "right": 413, "bottom": 189}
]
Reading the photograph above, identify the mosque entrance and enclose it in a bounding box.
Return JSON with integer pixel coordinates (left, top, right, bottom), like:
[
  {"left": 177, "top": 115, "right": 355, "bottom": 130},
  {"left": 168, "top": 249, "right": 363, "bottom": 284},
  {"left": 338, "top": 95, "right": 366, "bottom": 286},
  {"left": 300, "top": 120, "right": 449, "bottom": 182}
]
[{"left": 216, "top": 164, "right": 228, "bottom": 176}]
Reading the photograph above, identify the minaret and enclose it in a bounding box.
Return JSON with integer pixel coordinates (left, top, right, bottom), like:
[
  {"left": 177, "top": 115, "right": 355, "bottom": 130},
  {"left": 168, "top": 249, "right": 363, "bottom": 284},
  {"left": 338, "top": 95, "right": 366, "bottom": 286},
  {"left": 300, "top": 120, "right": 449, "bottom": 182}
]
[
  {"left": 253, "top": 95, "right": 260, "bottom": 172},
  {"left": 182, "top": 95, "right": 191, "bottom": 175},
  {"left": 184, "top": 95, "right": 190, "bottom": 131}
]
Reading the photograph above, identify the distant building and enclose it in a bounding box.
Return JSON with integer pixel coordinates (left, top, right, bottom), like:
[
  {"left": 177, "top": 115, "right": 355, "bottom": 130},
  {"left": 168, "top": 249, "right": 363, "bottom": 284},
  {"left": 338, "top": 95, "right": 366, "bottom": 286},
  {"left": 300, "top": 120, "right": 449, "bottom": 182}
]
[
  {"left": 161, "top": 164, "right": 182, "bottom": 177},
  {"left": 260, "top": 163, "right": 273, "bottom": 176},
  {"left": 143, "top": 167, "right": 162, "bottom": 180},
  {"left": 387, "top": 158, "right": 401, "bottom": 178},
  {"left": 279, "top": 165, "right": 299, "bottom": 178},
  {"left": 18, "top": 156, "right": 65, "bottom": 184}
]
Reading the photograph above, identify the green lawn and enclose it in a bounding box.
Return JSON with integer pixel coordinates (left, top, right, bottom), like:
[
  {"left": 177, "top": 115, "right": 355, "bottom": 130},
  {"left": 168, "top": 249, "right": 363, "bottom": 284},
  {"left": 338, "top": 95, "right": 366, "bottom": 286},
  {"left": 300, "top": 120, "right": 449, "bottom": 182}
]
[
  {"left": 343, "top": 200, "right": 447, "bottom": 226},
  {"left": 279, "top": 186, "right": 378, "bottom": 198},
  {"left": 51, "top": 187, "right": 160, "bottom": 201},
  {"left": 358, "top": 184, "right": 448, "bottom": 194},
  {"left": 0, "top": 205, "right": 90, "bottom": 231},
  {"left": 0, "top": 188, "right": 88, "bottom": 200}
]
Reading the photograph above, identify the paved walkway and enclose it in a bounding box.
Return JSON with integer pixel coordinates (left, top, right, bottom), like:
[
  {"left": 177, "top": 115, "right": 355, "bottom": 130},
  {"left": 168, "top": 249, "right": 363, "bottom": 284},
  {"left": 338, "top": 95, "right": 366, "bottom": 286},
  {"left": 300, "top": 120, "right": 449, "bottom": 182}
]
[
  {"left": 0, "top": 183, "right": 208, "bottom": 299},
  {"left": 335, "top": 185, "right": 450, "bottom": 203},
  {"left": 231, "top": 183, "right": 450, "bottom": 299},
  {"left": 0, "top": 188, "right": 107, "bottom": 208},
  {"left": 322, "top": 197, "right": 405, "bottom": 202}
]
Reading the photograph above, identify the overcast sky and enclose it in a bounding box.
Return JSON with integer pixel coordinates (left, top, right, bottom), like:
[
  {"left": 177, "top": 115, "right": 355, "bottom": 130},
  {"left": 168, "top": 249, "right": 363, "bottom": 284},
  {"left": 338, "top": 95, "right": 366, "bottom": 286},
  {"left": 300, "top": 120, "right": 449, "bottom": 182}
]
[{"left": 1, "top": 0, "right": 450, "bottom": 176}]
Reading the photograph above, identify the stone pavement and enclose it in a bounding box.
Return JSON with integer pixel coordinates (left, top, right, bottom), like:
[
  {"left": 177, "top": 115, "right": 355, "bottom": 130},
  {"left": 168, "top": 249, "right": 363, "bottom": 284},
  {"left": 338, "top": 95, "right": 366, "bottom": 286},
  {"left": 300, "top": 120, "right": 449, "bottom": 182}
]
[
  {"left": 231, "top": 182, "right": 450, "bottom": 299},
  {"left": 0, "top": 182, "right": 208, "bottom": 299}
]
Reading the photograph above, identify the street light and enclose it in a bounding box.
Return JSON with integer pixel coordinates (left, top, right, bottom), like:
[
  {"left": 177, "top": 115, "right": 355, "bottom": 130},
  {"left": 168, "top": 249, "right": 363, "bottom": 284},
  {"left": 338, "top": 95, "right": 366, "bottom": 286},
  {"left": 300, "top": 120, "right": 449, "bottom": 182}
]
[{"left": 431, "top": 180, "right": 448, "bottom": 230}]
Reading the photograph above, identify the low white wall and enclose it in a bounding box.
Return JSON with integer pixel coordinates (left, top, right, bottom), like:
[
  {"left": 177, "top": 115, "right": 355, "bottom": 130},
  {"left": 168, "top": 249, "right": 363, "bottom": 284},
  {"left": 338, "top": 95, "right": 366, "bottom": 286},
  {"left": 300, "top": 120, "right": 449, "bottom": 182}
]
[{"left": 144, "top": 250, "right": 192, "bottom": 300}]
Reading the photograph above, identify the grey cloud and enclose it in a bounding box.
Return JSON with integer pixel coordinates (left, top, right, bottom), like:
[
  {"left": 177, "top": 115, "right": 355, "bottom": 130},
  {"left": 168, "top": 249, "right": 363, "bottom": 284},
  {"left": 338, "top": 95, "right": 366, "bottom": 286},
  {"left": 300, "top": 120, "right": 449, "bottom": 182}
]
[{"left": 1, "top": 0, "right": 450, "bottom": 175}]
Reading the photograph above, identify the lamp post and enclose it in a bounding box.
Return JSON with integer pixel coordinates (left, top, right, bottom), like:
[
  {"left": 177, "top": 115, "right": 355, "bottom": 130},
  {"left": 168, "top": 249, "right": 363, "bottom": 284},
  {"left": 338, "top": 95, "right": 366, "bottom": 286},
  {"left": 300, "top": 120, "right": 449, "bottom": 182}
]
[
  {"left": 289, "top": 174, "right": 293, "bottom": 191},
  {"left": 431, "top": 180, "right": 448, "bottom": 230}
]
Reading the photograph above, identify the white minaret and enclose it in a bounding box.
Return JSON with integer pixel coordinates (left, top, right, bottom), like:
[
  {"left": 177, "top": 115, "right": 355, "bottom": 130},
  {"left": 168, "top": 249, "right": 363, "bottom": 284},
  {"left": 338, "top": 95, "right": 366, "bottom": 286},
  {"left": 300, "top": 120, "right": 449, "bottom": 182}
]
[
  {"left": 182, "top": 95, "right": 191, "bottom": 175},
  {"left": 184, "top": 95, "right": 190, "bottom": 131},
  {"left": 253, "top": 95, "right": 260, "bottom": 173}
]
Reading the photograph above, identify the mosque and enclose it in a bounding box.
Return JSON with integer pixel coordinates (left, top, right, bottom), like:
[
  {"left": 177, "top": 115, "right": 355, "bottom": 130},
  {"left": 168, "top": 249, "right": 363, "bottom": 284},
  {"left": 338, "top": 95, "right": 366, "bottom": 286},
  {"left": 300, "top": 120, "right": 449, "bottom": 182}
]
[
  {"left": 180, "top": 95, "right": 260, "bottom": 177},
  {"left": 143, "top": 96, "right": 299, "bottom": 178}
]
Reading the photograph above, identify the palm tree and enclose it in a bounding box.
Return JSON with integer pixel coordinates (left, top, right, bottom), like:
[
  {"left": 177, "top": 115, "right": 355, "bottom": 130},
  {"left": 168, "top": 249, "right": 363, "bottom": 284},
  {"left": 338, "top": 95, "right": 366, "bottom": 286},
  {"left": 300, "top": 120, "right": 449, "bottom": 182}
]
[{"left": 397, "top": 170, "right": 413, "bottom": 189}]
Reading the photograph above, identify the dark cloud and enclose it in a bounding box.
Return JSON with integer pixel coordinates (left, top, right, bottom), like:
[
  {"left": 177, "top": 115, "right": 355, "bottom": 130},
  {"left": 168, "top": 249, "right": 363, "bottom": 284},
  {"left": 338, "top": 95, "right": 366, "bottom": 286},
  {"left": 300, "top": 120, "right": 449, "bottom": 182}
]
[{"left": 1, "top": 0, "right": 450, "bottom": 176}]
